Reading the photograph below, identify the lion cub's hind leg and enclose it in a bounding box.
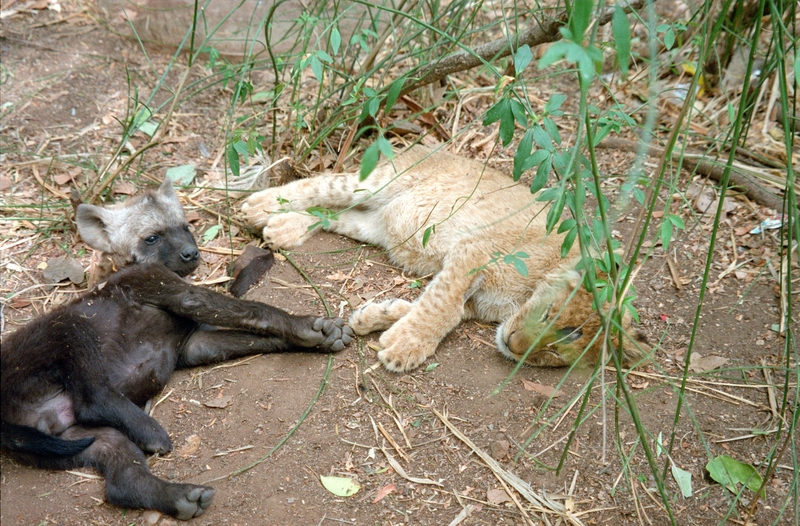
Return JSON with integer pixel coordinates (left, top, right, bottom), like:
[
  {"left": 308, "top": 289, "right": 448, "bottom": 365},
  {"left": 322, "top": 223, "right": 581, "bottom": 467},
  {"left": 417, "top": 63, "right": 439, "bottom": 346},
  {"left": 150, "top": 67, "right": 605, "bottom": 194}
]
[{"left": 349, "top": 299, "right": 413, "bottom": 335}]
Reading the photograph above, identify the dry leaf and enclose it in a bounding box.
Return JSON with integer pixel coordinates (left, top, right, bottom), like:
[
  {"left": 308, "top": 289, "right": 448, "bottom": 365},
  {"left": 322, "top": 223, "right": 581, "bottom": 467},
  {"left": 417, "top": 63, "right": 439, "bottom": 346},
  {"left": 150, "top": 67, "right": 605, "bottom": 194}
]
[
  {"left": 114, "top": 181, "right": 136, "bottom": 195},
  {"left": 53, "top": 173, "right": 72, "bottom": 185},
  {"left": 42, "top": 256, "right": 84, "bottom": 284},
  {"left": 521, "top": 378, "right": 564, "bottom": 397},
  {"left": 204, "top": 395, "right": 232, "bottom": 408},
  {"left": 176, "top": 434, "right": 201, "bottom": 457},
  {"left": 372, "top": 483, "right": 396, "bottom": 503},
  {"left": 688, "top": 354, "right": 728, "bottom": 373},
  {"left": 486, "top": 488, "right": 512, "bottom": 505}
]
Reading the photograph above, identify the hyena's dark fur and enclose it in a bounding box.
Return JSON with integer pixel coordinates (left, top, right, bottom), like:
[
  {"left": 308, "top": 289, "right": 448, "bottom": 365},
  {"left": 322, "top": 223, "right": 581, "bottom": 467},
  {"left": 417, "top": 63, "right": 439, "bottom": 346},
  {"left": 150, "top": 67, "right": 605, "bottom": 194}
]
[{"left": 1, "top": 179, "right": 353, "bottom": 520}]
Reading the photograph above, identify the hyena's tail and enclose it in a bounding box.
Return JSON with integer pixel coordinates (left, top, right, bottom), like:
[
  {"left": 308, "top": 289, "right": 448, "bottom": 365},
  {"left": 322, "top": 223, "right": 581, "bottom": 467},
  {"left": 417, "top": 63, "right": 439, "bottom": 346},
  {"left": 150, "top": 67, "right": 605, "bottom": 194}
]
[{"left": 1, "top": 422, "right": 94, "bottom": 457}]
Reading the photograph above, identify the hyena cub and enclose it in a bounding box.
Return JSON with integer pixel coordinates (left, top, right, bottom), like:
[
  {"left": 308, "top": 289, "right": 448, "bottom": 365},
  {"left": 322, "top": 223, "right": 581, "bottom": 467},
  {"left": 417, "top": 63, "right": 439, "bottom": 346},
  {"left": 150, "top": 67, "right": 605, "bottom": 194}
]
[{"left": 1, "top": 179, "right": 353, "bottom": 520}]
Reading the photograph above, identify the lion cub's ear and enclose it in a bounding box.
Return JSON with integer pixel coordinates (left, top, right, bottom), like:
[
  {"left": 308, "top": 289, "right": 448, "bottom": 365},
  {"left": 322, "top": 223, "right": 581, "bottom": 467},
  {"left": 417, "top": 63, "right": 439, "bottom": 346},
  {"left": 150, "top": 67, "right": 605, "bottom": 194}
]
[
  {"left": 620, "top": 330, "right": 651, "bottom": 367},
  {"left": 75, "top": 204, "right": 116, "bottom": 253}
]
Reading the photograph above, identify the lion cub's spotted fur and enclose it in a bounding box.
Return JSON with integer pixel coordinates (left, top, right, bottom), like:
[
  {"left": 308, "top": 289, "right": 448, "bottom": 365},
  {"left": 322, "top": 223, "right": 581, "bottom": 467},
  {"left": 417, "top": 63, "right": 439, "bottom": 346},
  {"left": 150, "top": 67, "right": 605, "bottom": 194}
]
[{"left": 243, "top": 146, "right": 649, "bottom": 372}]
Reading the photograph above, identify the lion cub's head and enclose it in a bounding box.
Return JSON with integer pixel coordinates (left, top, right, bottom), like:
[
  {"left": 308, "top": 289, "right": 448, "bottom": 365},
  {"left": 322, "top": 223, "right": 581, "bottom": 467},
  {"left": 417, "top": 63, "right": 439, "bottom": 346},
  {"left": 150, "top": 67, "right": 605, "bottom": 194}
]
[{"left": 496, "top": 269, "right": 650, "bottom": 368}]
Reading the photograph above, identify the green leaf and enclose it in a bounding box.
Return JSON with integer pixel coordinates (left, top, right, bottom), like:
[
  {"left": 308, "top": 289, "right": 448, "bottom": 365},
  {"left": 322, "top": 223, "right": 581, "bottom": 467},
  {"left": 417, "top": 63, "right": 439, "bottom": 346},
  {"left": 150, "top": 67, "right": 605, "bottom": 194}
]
[
  {"left": 499, "top": 109, "right": 516, "bottom": 146},
  {"left": 233, "top": 140, "right": 249, "bottom": 160},
  {"left": 538, "top": 41, "right": 569, "bottom": 70},
  {"left": 671, "top": 464, "right": 693, "bottom": 498},
  {"left": 166, "top": 164, "right": 196, "bottom": 186},
  {"left": 367, "top": 97, "right": 380, "bottom": 117},
  {"left": 139, "top": 120, "right": 158, "bottom": 137},
  {"left": 330, "top": 27, "right": 341, "bottom": 55},
  {"left": 510, "top": 99, "right": 527, "bottom": 127},
  {"left": 227, "top": 144, "right": 240, "bottom": 177},
  {"left": 513, "top": 129, "right": 534, "bottom": 180},
  {"left": 668, "top": 213, "right": 685, "bottom": 229},
  {"left": 320, "top": 475, "right": 360, "bottom": 497},
  {"left": 706, "top": 455, "right": 764, "bottom": 496},
  {"left": 537, "top": 186, "right": 562, "bottom": 203},
  {"left": 664, "top": 27, "right": 675, "bottom": 50},
  {"left": 522, "top": 149, "right": 550, "bottom": 173},
  {"left": 557, "top": 218, "right": 576, "bottom": 233},
  {"left": 660, "top": 220, "right": 673, "bottom": 251},
  {"left": 612, "top": 6, "right": 631, "bottom": 78},
  {"left": 514, "top": 44, "right": 533, "bottom": 74},
  {"left": 310, "top": 55, "right": 323, "bottom": 81},
  {"left": 132, "top": 106, "right": 152, "bottom": 132},
  {"left": 570, "top": 0, "right": 594, "bottom": 41},
  {"left": 795, "top": 50, "right": 800, "bottom": 89},
  {"left": 202, "top": 224, "right": 221, "bottom": 244},
  {"left": 560, "top": 226, "right": 577, "bottom": 258},
  {"left": 483, "top": 99, "right": 509, "bottom": 126},
  {"left": 532, "top": 125, "right": 552, "bottom": 150},
  {"left": 316, "top": 50, "right": 333, "bottom": 63},
  {"left": 543, "top": 117, "right": 562, "bottom": 145},
  {"left": 530, "top": 155, "right": 551, "bottom": 193},
  {"left": 544, "top": 94, "right": 566, "bottom": 115},
  {"left": 422, "top": 225, "right": 435, "bottom": 247},
  {"left": 424, "top": 362, "right": 441, "bottom": 372},
  {"left": 385, "top": 76, "right": 405, "bottom": 114},
  {"left": 360, "top": 142, "right": 381, "bottom": 180},
  {"left": 376, "top": 137, "right": 394, "bottom": 159},
  {"left": 504, "top": 254, "right": 529, "bottom": 277}
]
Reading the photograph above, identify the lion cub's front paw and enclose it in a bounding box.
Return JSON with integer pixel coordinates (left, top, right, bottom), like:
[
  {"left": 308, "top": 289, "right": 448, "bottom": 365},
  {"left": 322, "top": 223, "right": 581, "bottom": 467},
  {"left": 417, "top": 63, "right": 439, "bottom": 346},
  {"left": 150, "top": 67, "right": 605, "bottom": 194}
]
[
  {"left": 261, "top": 212, "right": 316, "bottom": 249},
  {"left": 349, "top": 299, "right": 412, "bottom": 335},
  {"left": 376, "top": 326, "right": 437, "bottom": 372},
  {"left": 242, "top": 188, "right": 285, "bottom": 230}
]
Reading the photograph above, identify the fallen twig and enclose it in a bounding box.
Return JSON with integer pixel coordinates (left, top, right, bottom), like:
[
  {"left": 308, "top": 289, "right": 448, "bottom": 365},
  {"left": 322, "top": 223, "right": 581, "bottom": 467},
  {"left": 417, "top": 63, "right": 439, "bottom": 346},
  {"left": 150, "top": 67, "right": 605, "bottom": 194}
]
[{"left": 433, "top": 408, "right": 584, "bottom": 525}]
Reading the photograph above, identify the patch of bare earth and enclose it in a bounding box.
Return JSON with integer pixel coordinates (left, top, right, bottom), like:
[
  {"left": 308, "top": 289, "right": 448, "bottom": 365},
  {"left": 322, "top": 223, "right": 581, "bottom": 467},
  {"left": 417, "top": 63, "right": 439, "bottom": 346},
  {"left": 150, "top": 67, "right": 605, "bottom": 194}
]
[{"left": 1, "top": 3, "right": 794, "bottom": 526}]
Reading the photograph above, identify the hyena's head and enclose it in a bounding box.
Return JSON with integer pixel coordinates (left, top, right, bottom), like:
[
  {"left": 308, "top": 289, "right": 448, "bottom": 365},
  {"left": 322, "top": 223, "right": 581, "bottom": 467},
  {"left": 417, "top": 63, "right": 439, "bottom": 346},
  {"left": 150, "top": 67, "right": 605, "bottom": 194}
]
[
  {"left": 496, "top": 268, "right": 650, "bottom": 368},
  {"left": 76, "top": 178, "right": 200, "bottom": 277}
]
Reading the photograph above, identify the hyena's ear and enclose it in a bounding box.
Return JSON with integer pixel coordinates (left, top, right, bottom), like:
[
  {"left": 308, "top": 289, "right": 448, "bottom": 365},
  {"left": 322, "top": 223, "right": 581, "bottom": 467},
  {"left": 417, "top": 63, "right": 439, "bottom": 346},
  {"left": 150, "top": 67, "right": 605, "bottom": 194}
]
[
  {"left": 157, "top": 177, "right": 178, "bottom": 202},
  {"left": 75, "top": 203, "right": 115, "bottom": 253}
]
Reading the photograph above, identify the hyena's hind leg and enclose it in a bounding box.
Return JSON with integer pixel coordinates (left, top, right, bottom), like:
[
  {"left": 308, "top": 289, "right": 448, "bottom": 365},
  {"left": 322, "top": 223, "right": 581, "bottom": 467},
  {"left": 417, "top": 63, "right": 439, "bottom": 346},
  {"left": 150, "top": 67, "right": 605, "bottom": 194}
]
[
  {"left": 349, "top": 298, "right": 413, "bottom": 335},
  {"left": 51, "top": 426, "right": 214, "bottom": 520}
]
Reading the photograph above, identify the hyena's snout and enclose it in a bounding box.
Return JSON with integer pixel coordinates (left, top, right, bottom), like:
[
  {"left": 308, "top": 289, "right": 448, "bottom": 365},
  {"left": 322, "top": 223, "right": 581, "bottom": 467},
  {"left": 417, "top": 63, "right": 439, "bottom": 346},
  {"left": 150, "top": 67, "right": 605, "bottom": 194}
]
[{"left": 179, "top": 243, "right": 200, "bottom": 263}]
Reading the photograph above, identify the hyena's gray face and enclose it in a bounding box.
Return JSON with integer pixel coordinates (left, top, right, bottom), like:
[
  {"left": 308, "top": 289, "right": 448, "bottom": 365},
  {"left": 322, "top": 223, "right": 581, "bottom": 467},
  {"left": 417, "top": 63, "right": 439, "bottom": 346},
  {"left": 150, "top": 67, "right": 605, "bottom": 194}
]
[{"left": 76, "top": 179, "right": 200, "bottom": 276}]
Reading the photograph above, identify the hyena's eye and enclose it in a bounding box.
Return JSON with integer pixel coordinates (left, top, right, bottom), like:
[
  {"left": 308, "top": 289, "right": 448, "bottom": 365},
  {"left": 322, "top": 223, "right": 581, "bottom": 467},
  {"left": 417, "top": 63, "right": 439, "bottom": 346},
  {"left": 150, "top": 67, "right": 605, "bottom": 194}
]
[{"left": 145, "top": 235, "right": 159, "bottom": 245}]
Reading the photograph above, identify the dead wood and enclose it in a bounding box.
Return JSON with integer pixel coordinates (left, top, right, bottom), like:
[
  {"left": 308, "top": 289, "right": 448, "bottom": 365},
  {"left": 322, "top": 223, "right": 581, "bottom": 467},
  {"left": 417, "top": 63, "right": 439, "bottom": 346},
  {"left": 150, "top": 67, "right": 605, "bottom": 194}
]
[
  {"left": 597, "top": 137, "right": 791, "bottom": 212},
  {"left": 398, "top": 0, "right": 647, "bottom": 98}
]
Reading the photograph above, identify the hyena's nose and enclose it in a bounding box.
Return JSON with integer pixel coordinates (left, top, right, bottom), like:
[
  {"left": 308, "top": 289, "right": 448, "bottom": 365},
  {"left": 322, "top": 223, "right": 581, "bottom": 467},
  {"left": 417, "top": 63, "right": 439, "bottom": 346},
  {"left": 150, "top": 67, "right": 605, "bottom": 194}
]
[{"left": 181, "top": 246, "right": 200, "bottom": 262}]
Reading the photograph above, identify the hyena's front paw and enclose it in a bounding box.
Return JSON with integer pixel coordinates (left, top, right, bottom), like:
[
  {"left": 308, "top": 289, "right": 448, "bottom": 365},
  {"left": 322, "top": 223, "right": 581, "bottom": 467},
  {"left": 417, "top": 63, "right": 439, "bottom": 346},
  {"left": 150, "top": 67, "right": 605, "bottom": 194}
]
[
  {"left": 349, "top": 298, "right": 412, "bottom": 335},
  {"left": 133, "top": 418, "right": 173, "bottom": 454},
  {"left": 294, "top": 317, "right": 354, "bottom": 351},
  {"left": 376, "top": 325, "right": 437, "bottom": 372}
]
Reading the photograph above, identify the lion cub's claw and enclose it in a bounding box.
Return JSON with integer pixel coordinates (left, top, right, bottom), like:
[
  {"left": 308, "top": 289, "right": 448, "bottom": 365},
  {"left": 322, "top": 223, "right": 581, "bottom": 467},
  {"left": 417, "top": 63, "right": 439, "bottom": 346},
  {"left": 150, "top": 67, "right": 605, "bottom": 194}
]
[{"left": 349, "top": 299, "right": 413, "bottom": 335}]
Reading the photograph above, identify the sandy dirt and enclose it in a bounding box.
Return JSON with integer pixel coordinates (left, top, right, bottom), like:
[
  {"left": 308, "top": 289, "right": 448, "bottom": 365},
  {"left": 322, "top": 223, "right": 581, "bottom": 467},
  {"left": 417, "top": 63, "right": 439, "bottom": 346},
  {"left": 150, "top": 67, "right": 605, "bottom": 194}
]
[{"left": 0, "top": 2, "right": 795, "bottom": 525}]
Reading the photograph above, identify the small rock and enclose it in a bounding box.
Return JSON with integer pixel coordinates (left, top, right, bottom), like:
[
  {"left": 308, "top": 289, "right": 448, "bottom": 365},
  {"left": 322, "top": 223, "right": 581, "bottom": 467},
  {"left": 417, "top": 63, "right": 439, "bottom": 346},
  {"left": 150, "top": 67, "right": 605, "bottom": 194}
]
[
  {"left": 142, "top": 510, "right": 161, "bottom": 525},
  {"left": 490, "top": 439, "right": 509, "bottom": 460}
]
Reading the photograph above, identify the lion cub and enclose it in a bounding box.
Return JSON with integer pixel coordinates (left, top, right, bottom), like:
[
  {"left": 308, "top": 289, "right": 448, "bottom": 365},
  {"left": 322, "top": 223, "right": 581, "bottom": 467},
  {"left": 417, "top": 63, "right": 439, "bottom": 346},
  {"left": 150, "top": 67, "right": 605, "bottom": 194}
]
[{"left": 243, "top": 145, "right": 649, "bottom": 372}]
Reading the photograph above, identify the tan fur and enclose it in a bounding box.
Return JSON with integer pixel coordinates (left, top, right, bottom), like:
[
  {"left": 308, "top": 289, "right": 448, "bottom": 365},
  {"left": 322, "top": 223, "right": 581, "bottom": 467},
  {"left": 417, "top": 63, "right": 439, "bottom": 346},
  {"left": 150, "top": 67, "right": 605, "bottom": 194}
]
[{"left": 242, "top": 146, "right": 649, "bottom": 372}]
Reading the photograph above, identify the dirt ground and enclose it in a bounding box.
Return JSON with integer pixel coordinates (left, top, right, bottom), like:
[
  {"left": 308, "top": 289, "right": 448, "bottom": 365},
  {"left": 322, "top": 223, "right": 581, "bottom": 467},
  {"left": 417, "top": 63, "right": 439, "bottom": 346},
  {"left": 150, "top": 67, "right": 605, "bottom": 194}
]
[{"left": 1, "top": 2, "right": 797, "bottom": 525}]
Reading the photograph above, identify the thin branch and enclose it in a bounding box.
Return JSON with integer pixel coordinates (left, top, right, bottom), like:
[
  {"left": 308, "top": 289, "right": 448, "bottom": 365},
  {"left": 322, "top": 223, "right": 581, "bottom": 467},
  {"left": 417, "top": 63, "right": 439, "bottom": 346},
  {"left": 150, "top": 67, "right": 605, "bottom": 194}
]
[{"left": 398, "top": 0, "right": 647, "bottom": 98}]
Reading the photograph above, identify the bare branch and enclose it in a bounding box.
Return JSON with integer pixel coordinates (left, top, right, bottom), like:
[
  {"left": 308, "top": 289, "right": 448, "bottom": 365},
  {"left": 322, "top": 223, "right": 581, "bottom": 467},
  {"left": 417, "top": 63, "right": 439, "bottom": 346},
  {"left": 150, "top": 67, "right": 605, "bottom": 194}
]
[{"left": 398, "top": 0, "right": 647, "bottom": 97}]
